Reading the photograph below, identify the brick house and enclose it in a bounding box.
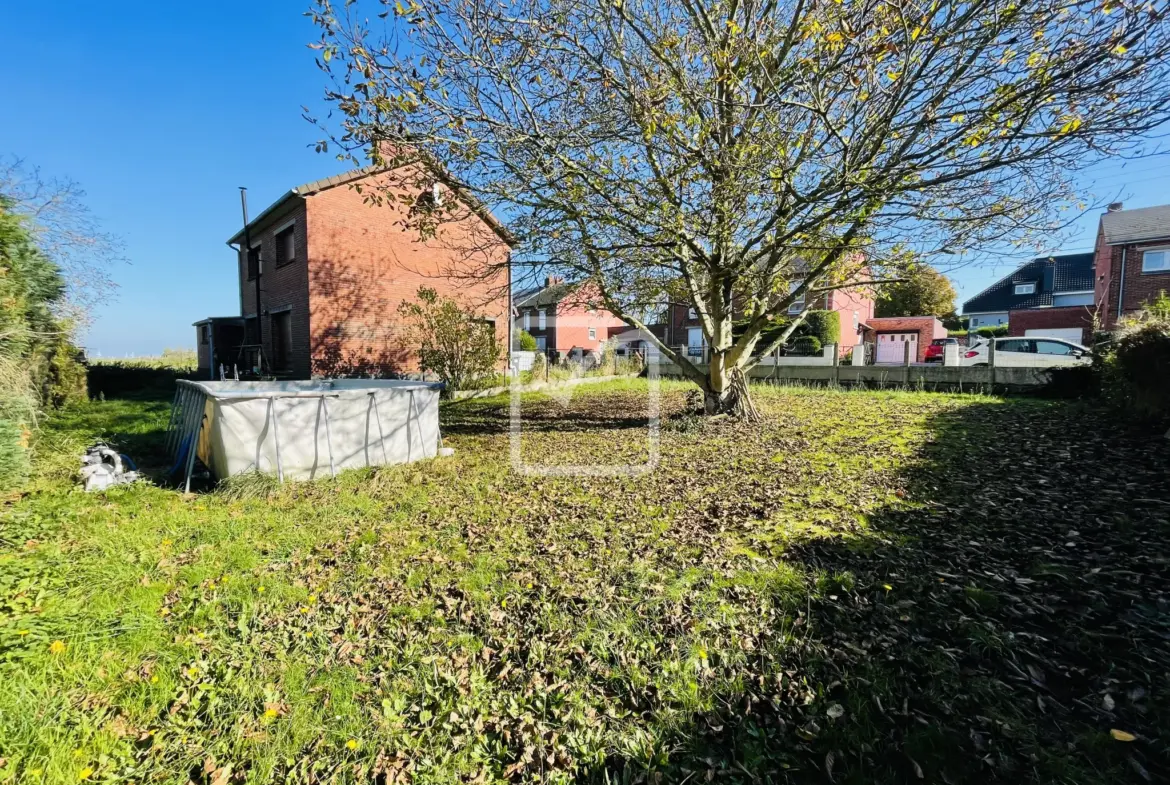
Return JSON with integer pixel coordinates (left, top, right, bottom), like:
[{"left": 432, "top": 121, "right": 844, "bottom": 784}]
[
  {"left": 659, "top": 282, "right": 875, "bottom": 358},
  {"left": 513, "top": 277, "right": 627, "bottom": 360},
  {"left": 1094, "top": 202, "right": 1170, "bottom": 328},
  {"left": 861, "top": 316, "right": 948, "bottom": 363},
  {"left": 961, "top": 251, "right": 1096, "bottom": 344},
  {"left": 195, "top": 166, "right": 513, "bottom": 379}
]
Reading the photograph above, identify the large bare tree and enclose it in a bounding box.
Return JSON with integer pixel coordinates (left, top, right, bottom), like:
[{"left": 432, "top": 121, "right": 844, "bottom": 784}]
[{"left": 309, "top": 0, "right": 1170, "bottom": 413}]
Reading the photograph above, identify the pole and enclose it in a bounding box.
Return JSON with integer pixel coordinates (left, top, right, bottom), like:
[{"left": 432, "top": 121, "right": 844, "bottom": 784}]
[{"left": 239, "top": 187, "right": 262, "bottom": 369}]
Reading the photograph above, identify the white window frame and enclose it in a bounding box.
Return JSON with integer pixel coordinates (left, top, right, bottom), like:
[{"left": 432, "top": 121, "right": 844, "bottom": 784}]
[
  {"left": 788, "top": 292, "right": 806, "bottom": 314},
  {"left": 1014, "top": 282, "right": 1036, "bottom": 295},
  {"left": 588, "top": 327, "right": 597, "bottom": 340},
  {"left": 687, "top": 307, "right": 697, "bottom": 319},
  {"left": 538, "top": 309, "right": 546, "bottom": 330},
  {"left": 523, "top": 311, "right": 530, "bottom": 331},
  {"left": 1142, "top": 247, "right": 1170, "bottom": 273}
]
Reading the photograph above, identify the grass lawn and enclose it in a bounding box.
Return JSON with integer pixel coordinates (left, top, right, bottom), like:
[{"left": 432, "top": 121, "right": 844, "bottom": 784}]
[{"left": 1, "top": 380, "right": 1168, "bottom": 784}]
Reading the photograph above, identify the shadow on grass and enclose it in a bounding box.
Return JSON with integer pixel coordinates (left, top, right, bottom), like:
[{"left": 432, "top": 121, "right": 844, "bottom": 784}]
[{"left": 571, "top": 399, "right": 1170, "bottom": 785}]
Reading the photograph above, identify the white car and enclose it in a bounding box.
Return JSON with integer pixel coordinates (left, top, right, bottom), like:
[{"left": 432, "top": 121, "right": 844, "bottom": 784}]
[{"left": 959, "top": 337, "right": 1091, "bottom": 367}]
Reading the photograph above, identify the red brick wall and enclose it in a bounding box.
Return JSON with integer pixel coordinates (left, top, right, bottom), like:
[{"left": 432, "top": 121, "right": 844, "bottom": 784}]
[
  {"left": 1009, "top": 307, "right": 1095, "bottom": 344},
  {"left": 552, "top": 301, "right": 627, "bottom": 355},
  {"left": 1098, "top": 239, "right": 1170, "bottom": 328},
  {"left": 863, "top": 316, "right": 945, "bottom": 362},
  {"left": 305, "top": 170, "right": 510, "bottom": 378},
  {"left": 237, "top": 202, "right": 313, "bottom": 378},
  {"left": 1093, "top": 223, "right": 1112, "bottom": 322}
]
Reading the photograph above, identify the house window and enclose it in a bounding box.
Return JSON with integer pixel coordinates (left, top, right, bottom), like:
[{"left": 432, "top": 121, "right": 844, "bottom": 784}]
[
  {"left": 588, "top": 327, "right": 597, "bottom": 340},
  {"left": 687, "top": 307, "right": 697, "bottom": 319},
  {"left": 523, "top": 311, "right": 531, "bottom": 331},
  {"left": 199, "top": 324, "right": 210, "bottom": 345},
  {"left": 275, "top": 225, "right": 296, "bottom": 267},
  {"left": 538, "top": 309, "right": 546, "bottom": 329},
  {"left": 271, "top": 311, "right": 293, "bottom": 372},
  {"left": 246, "top": 245, "right": 261, "bottom": 280},
  {"left": 1142, "top": 248, "right": 1170, "bottom": 273},
  {"left": 1014, "top": 282, "right": 1036, "bottom": 295},
  {"left": 788, "top": 292, "right": 805, "bottom": 314}
]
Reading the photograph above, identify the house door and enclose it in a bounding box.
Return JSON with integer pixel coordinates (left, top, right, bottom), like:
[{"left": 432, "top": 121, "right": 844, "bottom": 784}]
[
  {"left": 876, "top": 332, "right": 916, "bottom": 363},
  {"left": 687, "top": 327, "right": 704, "bottom": 358}
]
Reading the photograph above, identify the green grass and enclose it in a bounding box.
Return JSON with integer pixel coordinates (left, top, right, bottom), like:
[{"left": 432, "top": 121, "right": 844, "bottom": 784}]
[{"left": 1, "top": 380, "right": 1167, "bottom": 784}]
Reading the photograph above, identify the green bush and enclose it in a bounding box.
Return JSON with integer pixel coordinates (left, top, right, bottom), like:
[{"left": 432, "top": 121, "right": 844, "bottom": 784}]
[
  {"left": 1111, "top": 322, "right": 1170, "bottom": 420},
  {"left": 790, "top": 335, "right": 823, "bottom": 356},
  {"left": 975, "top": 325, "right": 1009, "bottom": 338},
  {"left": 738, "top": 309, "right": 840, "bottom": 350},
  {"left": 516, "top": 330, "right": 537, "bottom": 351},
  {"left": 87, "top": 361, "right": 196, "bottom": 400}
]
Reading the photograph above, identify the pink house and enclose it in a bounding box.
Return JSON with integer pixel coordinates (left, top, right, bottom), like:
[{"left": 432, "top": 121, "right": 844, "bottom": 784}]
[{"left": 514, "top": 277, "right": 627, "bottom": 360}]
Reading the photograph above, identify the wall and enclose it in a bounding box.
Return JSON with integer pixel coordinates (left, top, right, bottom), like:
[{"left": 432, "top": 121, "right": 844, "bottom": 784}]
[
  {"left": 863, "top": 316, "right": 945, "bottom": 362},
  {"left": 1009, "top": 307, "right": 1095, "bottom": 344},
  {"left": 553, "top": 300, "right": 627, "bottom": 355},
  {"left": 236, "top": 201, "right": 312, "bottom": 378},
  {"left": 305, "top": 170, "right": 510, "bottom": 378},
  {"left": 827, "top": 286, "right": 873, "bottom": 347},
  {"left": 1098, "top": 239, "right": 1170, "bottom": 327}
]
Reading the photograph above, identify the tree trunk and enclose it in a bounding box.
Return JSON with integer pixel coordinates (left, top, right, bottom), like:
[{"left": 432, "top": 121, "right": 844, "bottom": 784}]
[{"left": 704, "top": 351, "right": 733, "bottom": 414}]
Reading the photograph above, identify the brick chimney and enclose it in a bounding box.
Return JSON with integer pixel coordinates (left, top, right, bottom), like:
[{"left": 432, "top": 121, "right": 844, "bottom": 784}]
[
  {"left": 545, "top": 275, "right": 564, "bottom": 287},
  {"left": 1107, "top": 201, "right": 1124, "bottom": 212}
]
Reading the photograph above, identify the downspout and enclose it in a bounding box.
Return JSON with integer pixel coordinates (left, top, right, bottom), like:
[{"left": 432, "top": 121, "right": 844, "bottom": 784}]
[
  {"left": 1116, "top": 247, "right": 1127, "bottom": 322},
  {"left": 207, "top": 324, "right": 215, "bottom": 381}
]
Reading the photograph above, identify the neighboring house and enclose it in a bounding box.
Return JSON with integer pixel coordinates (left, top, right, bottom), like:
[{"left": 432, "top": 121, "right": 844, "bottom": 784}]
[
  {"left": 961, "top": 251, "right": 1096, "bottom": 345},
  {"left": 195, "top": 166, "right": 513, "bottom": 379},
  {"left": 861, "top": 316, "right": 948, "bottom": 363},
  {"left": 1095, "top": 202, "right": 1170, "bottom": 328},
  {"left": 659, "top": 282, "right": 875, "bottom": 358},
  {"left": 513, "top": 277, "right": 627, "bottom": 360}
]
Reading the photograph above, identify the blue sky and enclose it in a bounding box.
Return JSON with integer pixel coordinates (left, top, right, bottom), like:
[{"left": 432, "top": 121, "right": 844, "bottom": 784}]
[{"left": 2, "top": 2, "right": 1169, "bottom": 356}]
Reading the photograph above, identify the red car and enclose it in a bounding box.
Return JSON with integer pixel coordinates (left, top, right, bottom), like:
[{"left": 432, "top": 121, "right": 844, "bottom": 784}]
[{"left": 924, "top": 337, "right": 959, "bottom": 363}]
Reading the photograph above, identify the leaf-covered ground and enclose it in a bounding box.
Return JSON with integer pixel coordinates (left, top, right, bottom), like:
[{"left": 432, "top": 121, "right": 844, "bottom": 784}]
[{"left": 1, "top": 380, "right": 1167, "bottom": 784}]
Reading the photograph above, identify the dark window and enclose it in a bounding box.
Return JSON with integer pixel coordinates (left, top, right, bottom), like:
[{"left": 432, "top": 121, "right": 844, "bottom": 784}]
[
  {"left": 199, "top": 324, "right": 210, "bottom": 345},
  {"left": 244, "top": 316, "right": 259, "bottom": 344},
  {"left": 998, "top": 339, "right": 1035, "bottom": 353},
  {"left": 275, "top": 226, "right": 296, "bottom": 267},
  {"left": 246, "top": 246, "right": 261, "bottom": 280},
  {"left": 271, "top": 311, "right": 293, "bottom": 372}
]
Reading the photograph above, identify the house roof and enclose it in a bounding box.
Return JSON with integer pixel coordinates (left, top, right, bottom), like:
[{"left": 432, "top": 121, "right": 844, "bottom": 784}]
[
  {"left": 227, "top": 165, "right": 516, "bottom": 246},
  {"left": 515, "top": 282, "right": 574, "bottom": 308},
  {"left": 1100, "top": 204, "right": 1170, "bottom": 245},
  {"left": 961, "top": 252, "right": 1095, "bottom": 314}
]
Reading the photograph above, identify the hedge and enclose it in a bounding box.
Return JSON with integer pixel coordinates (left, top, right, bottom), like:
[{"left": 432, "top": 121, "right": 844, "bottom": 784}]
[{"left": 735, "top": 309, "right": 840, "bottom": 349}]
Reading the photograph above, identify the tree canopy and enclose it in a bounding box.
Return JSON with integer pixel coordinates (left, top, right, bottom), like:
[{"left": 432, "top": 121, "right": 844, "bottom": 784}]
[
  {"left": 310, "top": 0, "right": 1170, "bottom": 411},
  {"left": 875, "top": 264, "right": 957, "bottom": 318}
]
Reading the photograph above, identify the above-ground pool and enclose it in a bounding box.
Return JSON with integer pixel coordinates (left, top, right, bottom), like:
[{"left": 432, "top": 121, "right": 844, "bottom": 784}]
[{"left": 166, "top": 379, "right": 444, "bottom": 487}]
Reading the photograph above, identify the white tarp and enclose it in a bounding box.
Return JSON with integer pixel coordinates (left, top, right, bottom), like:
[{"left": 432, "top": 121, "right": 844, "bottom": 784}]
[{"left": 180, "top": 379, "right": 442, "bottom": 481}]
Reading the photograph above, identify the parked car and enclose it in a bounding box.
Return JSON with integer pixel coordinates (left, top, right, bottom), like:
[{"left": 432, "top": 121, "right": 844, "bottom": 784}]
[
  {"left": 959, "top": 337, "right": 1091, "bottom": 367},
  {"left": 924, "top": 337, "right": 959, "bottom": 363}
]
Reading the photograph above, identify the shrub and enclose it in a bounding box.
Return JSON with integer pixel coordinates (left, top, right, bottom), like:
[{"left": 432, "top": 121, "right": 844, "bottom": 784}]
[
  {"left": 739, "top": 309, "right": 840, "bottom": 350},
  {"left": 516, "top": 330, "right": 538, "bottom": 351},
  {"left": 975, "top": 325, "right": 1009, "bottom": 338},
  {"left": 398, "top": 287, "right": 503, "bottom": 393},
  {"left": 1111, "top": 322, "right": 1170, "bottom": 420},
  {"left": 790, "top": 335, "right": 823, "bottom": 356}
]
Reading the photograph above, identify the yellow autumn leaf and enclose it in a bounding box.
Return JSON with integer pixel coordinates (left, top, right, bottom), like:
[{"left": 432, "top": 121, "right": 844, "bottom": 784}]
[
  {"left": 1113, "top": 44, "right": 1127, "bottom": 55},
  {"left": 827, "top": 32, "right": 843, "bottom": 44},
  {"left": 1110, "top": 729, "right": 1136, "bottom": 742}
]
